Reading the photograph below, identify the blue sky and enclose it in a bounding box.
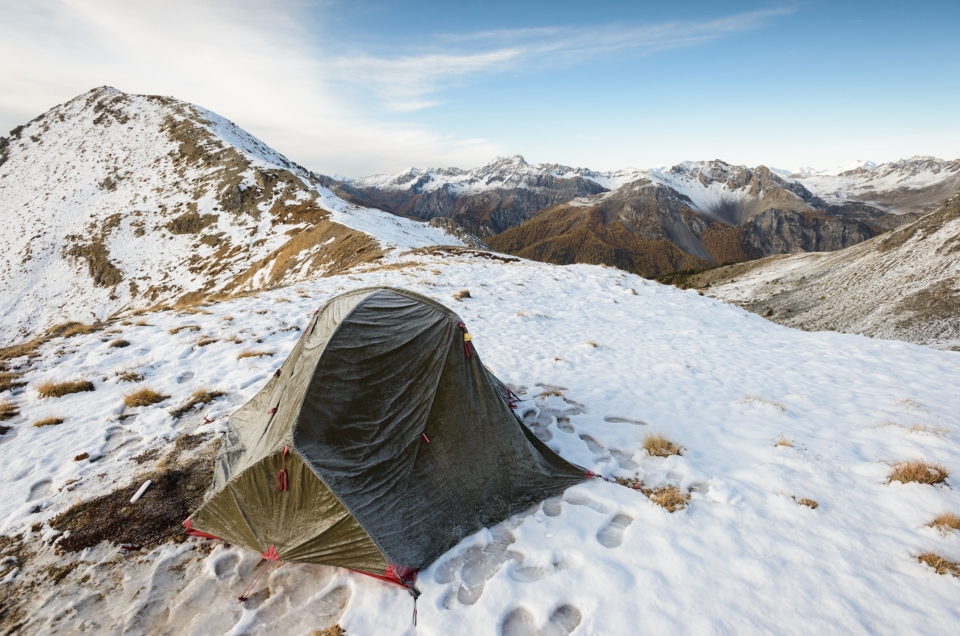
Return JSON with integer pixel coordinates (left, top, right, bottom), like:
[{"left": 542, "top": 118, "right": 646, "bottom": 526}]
[{"left": 0, "top": 0, "right": 957, "bottom": 175}]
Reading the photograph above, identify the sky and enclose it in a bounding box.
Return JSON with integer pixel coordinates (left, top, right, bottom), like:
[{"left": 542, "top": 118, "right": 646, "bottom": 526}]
[{"left": 0, "top": 0, "right": 958, "bottom": 177}]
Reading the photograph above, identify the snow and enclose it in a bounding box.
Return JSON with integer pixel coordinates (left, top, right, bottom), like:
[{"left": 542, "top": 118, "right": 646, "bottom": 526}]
[{"left": 3, "top": 250, "right": 960, "bottom": 633}]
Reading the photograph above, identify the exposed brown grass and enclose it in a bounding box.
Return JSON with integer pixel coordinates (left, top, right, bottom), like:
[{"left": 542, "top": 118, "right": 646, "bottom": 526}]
[
  {"left": 794, "top": 497, "right": 819, "bottom": 509},
  {"left": 0, "top": 338, "right": 45, "bottom": 366},
  {"left": 46, "top": 322, "right": 99, "bottom": 339},
  {"left": 238, "top": 350, "right": 273, "bottom": 360},
  {"left": 585, "top": 340, "right": 599, "bottom": 348},
  {"left": 775, "top": 436, "right": 794, "bottom": 447},
  {"left": 124, "top": 388, "right": 169, "bottom": 408},
  {"left": 171, "top": 389, "right": 226, "bottom": 419},
  {"left": 311, "top": 626, "right": 346, "bottom": 636},
  {"left": 453, "top": 289, "right": 471, "bottom": 301},
  {"left": 254, "top": 309, "right": 268, "bottom": 315},
  {"left": 36, "top": 379, "right": 95, "bottom": 399},
  {"left": 643, "top": 432, "right": 683, "bottom": 457},
  {"left": 888, "top": 459, "right": 949, "bottom": 485},
  {"left": 109, "top": 339, "right": 130, "bottom": 348},
  {"left": 0, "top": 400, "right": 18, "bottom": 421},
  {"left": 133, "top": 319, "right": 151, "bottom": 327},
  {"left": 0, "top": 372, "right": 25, "bottom": 393},
  {"left": 930, "top": 513, "right": 960, "bottom": 534},
  {"left": 168, "top": 325, "right": 201, "bottom": 335},
  {"left": 275, "top": 297, "right": 291, "bottom": 303},
  {"left": 646, "top": 486, "right": 690, "bottom": 512},
  {"left": 196, "top": 337, "right": 218, "bottom": 347},
  {"left": 540, "top": 389, "right": 564, "bottom": 398},
  {"left": 117, "top": 370, "right": 145, "bottom": 383},
  {"left": 33, "top": 416, "right": 65, "bottom": 428},
  {"left": 917, "top": 552, "right": 960, "bottom": 577}
]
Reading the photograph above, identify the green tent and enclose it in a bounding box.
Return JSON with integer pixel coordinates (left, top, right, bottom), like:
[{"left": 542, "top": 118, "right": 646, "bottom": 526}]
[{"left": 185, "top": 287, "right": 584, "bottom": 588}]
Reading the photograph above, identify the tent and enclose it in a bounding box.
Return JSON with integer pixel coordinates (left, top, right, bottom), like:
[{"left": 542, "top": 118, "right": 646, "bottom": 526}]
[{"left": 185, "top": 287, "right": 585, "bottom": 590}]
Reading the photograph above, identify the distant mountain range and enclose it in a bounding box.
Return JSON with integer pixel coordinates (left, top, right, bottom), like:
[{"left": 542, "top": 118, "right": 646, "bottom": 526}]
[{"left": 325, "top": 155, "right": 960, "bottom": 277}]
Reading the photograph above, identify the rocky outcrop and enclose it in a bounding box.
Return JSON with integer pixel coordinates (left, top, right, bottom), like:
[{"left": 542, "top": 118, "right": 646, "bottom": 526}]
[{"left": 740, "top": 209, "right": 879, "bottom": 257}]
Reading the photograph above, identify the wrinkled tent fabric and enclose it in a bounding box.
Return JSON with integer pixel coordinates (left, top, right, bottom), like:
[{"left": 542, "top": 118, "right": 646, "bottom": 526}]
[{"left": 188, "top": 287, "right": 585, "bottom": 581}]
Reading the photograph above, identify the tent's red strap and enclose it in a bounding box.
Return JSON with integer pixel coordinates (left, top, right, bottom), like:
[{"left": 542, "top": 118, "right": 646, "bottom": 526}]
[
  {"left": 351, "top": 564, "right": 419, "bottom": 588},
  {"left": 183, "top": 517, "right": 225, "bottom": 541}
]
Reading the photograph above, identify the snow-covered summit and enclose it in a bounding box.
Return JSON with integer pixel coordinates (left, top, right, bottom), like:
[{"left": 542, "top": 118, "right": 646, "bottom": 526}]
[{"left": 0, "top": 88, "right": 463, "bottom": 345}]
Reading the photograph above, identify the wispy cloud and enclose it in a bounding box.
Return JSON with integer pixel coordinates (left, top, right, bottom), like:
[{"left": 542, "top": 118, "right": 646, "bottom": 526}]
[
  {"left": 0, "top": 1, "right": 793, "bottom": 175},
  {"left": 329, "top": 8, "right": 795, "bottom": 111}
]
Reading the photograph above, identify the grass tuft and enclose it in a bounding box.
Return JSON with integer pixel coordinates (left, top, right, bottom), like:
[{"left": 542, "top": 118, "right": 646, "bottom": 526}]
[
  {"left": 311, "top": 626, "right": 346, "bottom": 636},
  {"left": 109, "top": 339, "right": 130, "bottom": 348},
  {"left": 117, "top": 370, "right": 145, "bottom": 383},
  {"left": 775, "top": 436, "right": 794, "bottom": 447},
  {"left": 0, "top": 400, "right": 18, "bottom": 421},
  {"left": 238, "top": 350, "right": 273, "bottom": 360},
  {"left": 643, "top": 432, "right": 683, "bottom": 457},
  {"left": 795, "top": 497, "right": 819, "bottom": 509},
  {"left": 168, "top": 325, "right": 201, "bottom": 335},
  {"left": 33, "top": 416, "right": 65, "bottom": 428},
  {"left": 171, "top": 388, "right": 226, "bottom": 419},
  {"left": 36, "top": 379, "right": 95, "bottom": 399},
  {"left": 930, "top": 513, "right": 960, "bottom": 534},
  {"left": 889, "top": 459, "right": 949, "bottom": 485},
  {"left": 196, "top": 337, "right": 219, "bottom": 347},
  {"left": 917, "top": 552, "right": 960, "bottom": 577},
  {"left": 453, "top": 289, "right": 471, "bottom": 301},
  {"left": 46, "top": 322, "right": 99, "bottom": 339},
  {"left": 124, "top": 388, "right": 169, "bottom": 408},
  {"left": 646, "top": 486, "right": 690, "bottom": 512},
  {"left": 0, "top": 372, "right": 25, "bottom": 393}
]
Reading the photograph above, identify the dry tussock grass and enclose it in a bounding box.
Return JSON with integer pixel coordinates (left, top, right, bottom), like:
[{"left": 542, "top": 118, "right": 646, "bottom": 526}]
[
  {"left": 196, "top": 337, "right": 218, "bottom": 347},
  {"left": 168, "top": 325, "right": 201, "bottom": 335},
  {"left": 907, "top": 423, "right": 950, "bottom": 436},
  {"left": 888, "top": 460, "right": 949, "bottom": 485},
  {"left": 0, "top": 372, "right": 25, "bottom": 393},
  {"left": 917, "top": 552, "right": 960, "bottom": 577},
  {"left": 794, "top": 497, "right": 819, "bottom": 509},
  {"left": 0, "top": 400, "right": 18, "bottom": 421},
  {"left": 275, "top": 297, "right": 291, "bottom": 303},
  {"left": 647, "top": 486, "right": 690, "bottom": 512},
  {"left": 453, "top": 289, "right": 471, "bottom": 301},
  {"left": 46, "top": 322, "right": 99, "bottom": 339},
  {"left": 311, "top": 626, "right": 346, "bottom": 636},
  {"left": 643, "top": 432, "right": 682, "bottom": 457},
  {"left": 109, "top": 339, "right": 130, "bottom": 348},
  {"left": 124, "top": 388, "right": 169, "bottom": 408},
  {"left": 33, "top": 416, "right": 65, "bottom": 428},
  {"left": 117, "top": 370, "right": 144, "bottom": 383},
  {"left": 930, "top": 513, "right": 960, "bottom": 534},
  {"left": 133, "top": 319, "right": 151, "bottom": 327},
  {"left": 585, "top": 340, "right": 599, "bottom": 348},
  {"left": 171, "top": 389, "right": 226, "bottom": 419},
  {"left": 775, "top": 436, "right": 794, "bottom": 447},
  {"left": 36, "top": 380, "right": 95, "bottom": 399},
  {"left": 238, "top": 350, "right": 273, "bottom": 360},
  {"left": 540, "top": 389, "right": 564, "bottom": 398}
]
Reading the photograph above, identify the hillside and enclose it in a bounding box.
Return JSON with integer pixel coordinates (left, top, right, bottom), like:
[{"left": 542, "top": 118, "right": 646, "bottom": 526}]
[
  {"left": 1, "top": 249, "right": 959, "bottom": 634},
  {"left": 0, "top": 87, "right": 463, "bottom": 345},
  {"left": 689, "top": 196, "right": 960, "bottom": 347}
]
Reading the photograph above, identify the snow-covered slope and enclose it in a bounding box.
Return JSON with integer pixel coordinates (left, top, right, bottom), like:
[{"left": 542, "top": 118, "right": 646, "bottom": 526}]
[
  {"left": 0, "top": 88, "right": 463, "bottom": 346},
  {"left": 797, "top": 156, "right": 960, "bottom": 215},
  {"left": 1, "top": 252, "right": 959, "bottom": 634},
  {"left": 690, "top": 195, "right": 960, "bottom": 347}
]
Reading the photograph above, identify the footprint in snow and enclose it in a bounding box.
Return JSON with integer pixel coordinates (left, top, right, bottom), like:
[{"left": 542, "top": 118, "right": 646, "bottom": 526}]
[
  {"left": 27, "top": 479, "right": 52, "bottom": 502},
  {"left": 501, "top": 604, "right": 582, "bottom": 636},
  {"left": 211, "top": 552, "right": 239, "bottom": 579},
  {"left": 508, "top": 553, "right": 579, "bottom": 583},
  {"left": 603, "top": 415, "right": 647, "bottom": 426},
  {"left": 101, "top": 426, "right": 143, "bottom": 455},
  {"left": 541, "top": 497, "right": 563, "bottom": 517},
  {"left": 596, "top": 513, "right": 633, "bottom": 548}
]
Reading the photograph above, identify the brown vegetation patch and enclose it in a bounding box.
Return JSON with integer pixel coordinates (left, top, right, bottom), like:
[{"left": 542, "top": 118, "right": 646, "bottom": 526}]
[
  {"left": 311, "top": 627, "right": 346, "bottom": 636},
  {"left": 36, "top": 379, "right": 95, "bottom": 399},
  {"left": 0, "top": 372, "right": 26, "bottom": 393},
  {"left": 889, "top": 460, "right": 949, "bottom": 485},
  {"left": 647, "top": 486, "right": 690, "bottom": 512},
  {"left": 794, "top": 497, "right": 819, "bottom": 509},
  {"left": 0, "top": 534, "right": 30, "bottom": 630},
  {"left": 171, "top": 389, "right": 226, "bottom": 419},
  {"left": 109, "top": 339, "right": 130, "bottom": 348},
  {"left": 0, "top": 400, "right": 18, "bottom": 421},
  {"left": 117, "top": 370, "right": 144, "bottom": 383},
  {"left": 168, "top": 325, "right": 201, "bottom": 335},
  {"left": 238, "top": 350, "right": 273, "bottom": 360},
  {"left": 66, "top": 241, "right": 123, "bottom": 287},
  {"left": 917, "top": 552, "right": 960, "bottom": 577},
  {"left": 453, "top": 289, "right": 471, "bottom": 301},
  {"left": 196, "top": 336, "right": 219, "bottom": 347},
  {"left": 46, "top": 322, "right": 99, "bottom": 339},
  {"left": 930, "top": 513, "right": 960, "bottom": 534},
  {"left": 124, "top": 388, "right": 169, "bottom": 408},
  {"left": 643, "top": 432, "right": 683, "bottom": 457},
  {"left": 50, "top": 435, "right": 219, "bottom": 553},
  {"left": 33, "top": 416, "right": 65, "bottom": 428},
  {"left": 775, "top": 436, "right": 793, "bottom": 447}
]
